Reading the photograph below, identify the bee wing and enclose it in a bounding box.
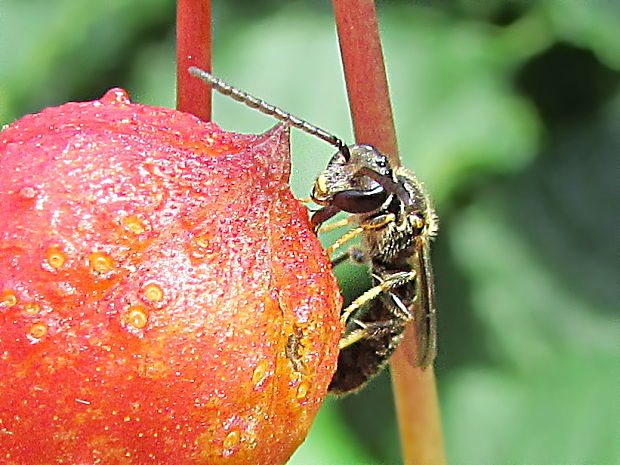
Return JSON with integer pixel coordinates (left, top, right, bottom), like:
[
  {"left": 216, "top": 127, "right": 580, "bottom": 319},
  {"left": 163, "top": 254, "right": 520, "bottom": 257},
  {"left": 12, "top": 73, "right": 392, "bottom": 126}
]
[{"left": 406, "top": 238, "right": 437, "bottom": 368}]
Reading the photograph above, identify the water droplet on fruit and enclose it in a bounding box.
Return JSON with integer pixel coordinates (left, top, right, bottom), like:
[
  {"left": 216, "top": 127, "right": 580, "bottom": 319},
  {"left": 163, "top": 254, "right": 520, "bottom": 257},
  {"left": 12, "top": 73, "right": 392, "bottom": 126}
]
[
  {"left": 296, "top": 382, "right": 309, "bottom": 400},
  {"left": 142, "top": 283, "right": 164, "bottom": 302},
  {"left": 1, "top": 290, "right": 18, "bottom": 308},
  {"left": 100, "top": 88, "right": 132, "bottom": 105},
  {"left": 88, "top": 252, "right": 115, "bottom": 274},
  {"left": 223, "top": 430, "right": 241, "bottom": 454},
  {"left": 125, "top": 305, "right": 149, "bottom": 329},
  {"left": 245, "top": 429, "right": 258, "bottom": 447},
  {"left": 251, "top": 360, "right": 270, "bottom": 388},
  {"left": 122, "top": 215, "right": 146, "bottom": 235},
  {"left": 18, "top": 186, "right": 38, "bottom": 199},
  {"left": 28, "top": 322, "right": 48, "bottom": 341},
  {"left": 45, "top": 246, "right": 66, "bottom": 269}
]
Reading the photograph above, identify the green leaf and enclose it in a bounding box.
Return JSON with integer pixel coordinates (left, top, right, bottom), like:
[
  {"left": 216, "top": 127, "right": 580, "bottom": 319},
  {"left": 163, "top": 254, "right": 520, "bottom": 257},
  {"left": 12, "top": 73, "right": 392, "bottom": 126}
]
[
  {"left": 289, "top": 399, "right": 379, "bottom": 465},
  {"left": 543, "top": 0, "right": 620, "bottom": 70},
  {"left": 444, "top": 355, "right": 620, "bottom": 465}
]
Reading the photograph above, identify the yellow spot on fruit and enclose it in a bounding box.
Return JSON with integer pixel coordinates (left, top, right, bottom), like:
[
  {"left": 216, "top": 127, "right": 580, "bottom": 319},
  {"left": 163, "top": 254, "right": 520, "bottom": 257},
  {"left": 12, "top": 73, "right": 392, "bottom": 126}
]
[
  {"left": 23, "top": 302, "right": 40, "bottom": 315},
  {"left": 195, "top": 235, "right": 210, "bottom": 248},
  {"left": 251, "top": 360, "right": 270, "bottom": 387},
  {"left": 296, "top": 382, "right": 309, "bottom": 400},
  {"left": 1, "top": 290, "right": 18, "bottom": 308},
  {"left": 125, "top": 305, "right": 149, "bottom": 329},
  {"left": 88, "top": 252, "right": 115, "bottom": 273},
  {"left": 223, "top": 430, "right": 240, "bottom": 451},
  {"left": 142, "top": 283, "right": 164, "bottom": 302},
  {"left": 28, "top": 322, "right": 48, "bottom": 339},
  {"left": 46, "top": 247, "right": 66, "bottom": 269},
  {"left": 191, "top": 233, "right": 215, "bottom": 260},
  {"left": 122, "top": 215, "right": 146, "bottom": 235}
]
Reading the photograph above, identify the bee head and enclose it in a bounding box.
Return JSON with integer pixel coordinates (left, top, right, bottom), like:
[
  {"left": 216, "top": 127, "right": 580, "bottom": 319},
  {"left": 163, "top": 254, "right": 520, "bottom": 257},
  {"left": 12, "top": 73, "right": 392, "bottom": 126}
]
[{"left": 311, "top": 144, "right": 394, "bottom": 214}]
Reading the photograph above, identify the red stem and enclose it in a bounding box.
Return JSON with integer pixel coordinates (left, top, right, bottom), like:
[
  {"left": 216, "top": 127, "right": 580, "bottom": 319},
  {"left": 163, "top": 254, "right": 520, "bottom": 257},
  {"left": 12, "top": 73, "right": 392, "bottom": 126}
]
[
  {"left": 332, "top": 1, "right": 446, "bottom": 464},
  {"left": 332, "top": 0, "right": 399, "bottom": 165},
  {"left": 176, "top": 0, "right": 212, "bottom": 120}
]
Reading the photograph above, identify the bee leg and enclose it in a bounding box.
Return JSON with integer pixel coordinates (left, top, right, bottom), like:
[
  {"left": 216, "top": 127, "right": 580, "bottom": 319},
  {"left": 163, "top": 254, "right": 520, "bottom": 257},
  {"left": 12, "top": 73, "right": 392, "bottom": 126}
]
[
  {"left": 326, "top": 213, "right": 396, "bottom": 255},
  {"left": 317, "top": 216, "right": 356, "bottom": 234},
  {"left": 338, "top": 322, "right": 368, "bottom": 349},
  {"left": 338, "top": 319, "right": 404, "bottom": 350},
  {"left": 325, "top": 224, "right": 365, "bottom": 255},
  {"left": 384, "top": 286, "right": 413, "bottom": 320},
  {"left": 339, "top": 270, "right": 416, "bottom": 326},
  {"left": 311, "top": 205, "right": 341, "bottom": 230}
]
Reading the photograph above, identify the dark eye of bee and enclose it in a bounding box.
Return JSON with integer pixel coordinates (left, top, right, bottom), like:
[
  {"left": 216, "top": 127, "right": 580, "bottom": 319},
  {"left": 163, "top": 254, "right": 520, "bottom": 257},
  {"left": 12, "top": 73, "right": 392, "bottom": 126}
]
[{"left": 332, "top": 185, "right": 388, "bottom": 213}]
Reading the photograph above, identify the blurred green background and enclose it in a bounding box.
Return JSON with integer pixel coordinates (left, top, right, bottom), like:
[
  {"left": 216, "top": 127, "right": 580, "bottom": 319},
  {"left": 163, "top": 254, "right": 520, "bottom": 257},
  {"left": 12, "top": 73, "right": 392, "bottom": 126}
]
[{"left": 1, "top": 1, "right": 618, "bottom": 464}]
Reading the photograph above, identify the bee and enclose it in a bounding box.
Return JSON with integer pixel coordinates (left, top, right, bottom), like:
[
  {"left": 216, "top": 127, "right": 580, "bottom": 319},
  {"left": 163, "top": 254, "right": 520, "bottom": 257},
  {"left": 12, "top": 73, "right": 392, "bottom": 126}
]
[
  {"left": 311, "top": 144, "right": 438, "bottom": 393},
  {"left": 189, "top": 67, "right": 438, "bottom": 394}
]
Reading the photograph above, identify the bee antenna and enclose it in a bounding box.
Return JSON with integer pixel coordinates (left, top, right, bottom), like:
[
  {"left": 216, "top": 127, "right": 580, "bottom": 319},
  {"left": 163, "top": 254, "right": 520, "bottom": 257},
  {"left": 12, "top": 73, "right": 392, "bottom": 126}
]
[
  {"left": 338, "top": 141, "right": 351, "bottom": 161},
  {"left": 189, "top": 67, "right": 349, "bottom": 155}
]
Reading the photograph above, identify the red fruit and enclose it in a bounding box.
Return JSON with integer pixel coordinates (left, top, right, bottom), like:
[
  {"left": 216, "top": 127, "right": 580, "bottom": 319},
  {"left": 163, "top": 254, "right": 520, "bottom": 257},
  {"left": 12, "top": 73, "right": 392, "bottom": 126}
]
[{"left": 0, "top": 89, "right": 342, "bottom": 465}]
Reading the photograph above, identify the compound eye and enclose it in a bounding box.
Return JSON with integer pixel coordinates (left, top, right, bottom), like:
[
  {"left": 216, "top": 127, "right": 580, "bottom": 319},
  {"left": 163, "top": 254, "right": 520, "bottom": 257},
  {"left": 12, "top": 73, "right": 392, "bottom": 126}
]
[{"left": 332, "top": 185, "right": 388, "bottom": 214}]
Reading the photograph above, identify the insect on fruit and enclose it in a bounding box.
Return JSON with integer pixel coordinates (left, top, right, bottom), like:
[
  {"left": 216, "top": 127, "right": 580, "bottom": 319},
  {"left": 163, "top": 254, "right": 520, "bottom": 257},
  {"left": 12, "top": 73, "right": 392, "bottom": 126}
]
[
  {"left": 189, "top": 67, "right": 439, "bottom": 394},
  {"left": 311, "top": 145, "right": 438, "bottom": 393}
]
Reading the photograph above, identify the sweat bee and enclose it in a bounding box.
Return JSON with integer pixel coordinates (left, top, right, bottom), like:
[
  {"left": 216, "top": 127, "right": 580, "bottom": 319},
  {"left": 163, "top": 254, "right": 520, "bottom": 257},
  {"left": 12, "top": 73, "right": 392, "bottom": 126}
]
[{"left": 189, "top": 67, "right": 438, "bottom": 394}]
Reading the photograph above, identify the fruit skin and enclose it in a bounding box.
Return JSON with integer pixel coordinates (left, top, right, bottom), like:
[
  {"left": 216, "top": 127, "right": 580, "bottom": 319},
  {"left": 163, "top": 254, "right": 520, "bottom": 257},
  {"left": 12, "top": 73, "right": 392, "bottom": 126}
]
[{"left": 0, "top": 89, "right": 342, "bottom": 465}]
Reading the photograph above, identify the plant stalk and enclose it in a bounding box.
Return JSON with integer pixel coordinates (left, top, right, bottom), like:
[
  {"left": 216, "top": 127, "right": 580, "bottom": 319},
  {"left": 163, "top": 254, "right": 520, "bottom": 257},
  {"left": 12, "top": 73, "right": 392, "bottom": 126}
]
[
  {"left": 332, "top": 1, "right": 446, "bottom": 463},
  {"left": 176, "top": 0, "right": 212, "bottom": 120}
]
